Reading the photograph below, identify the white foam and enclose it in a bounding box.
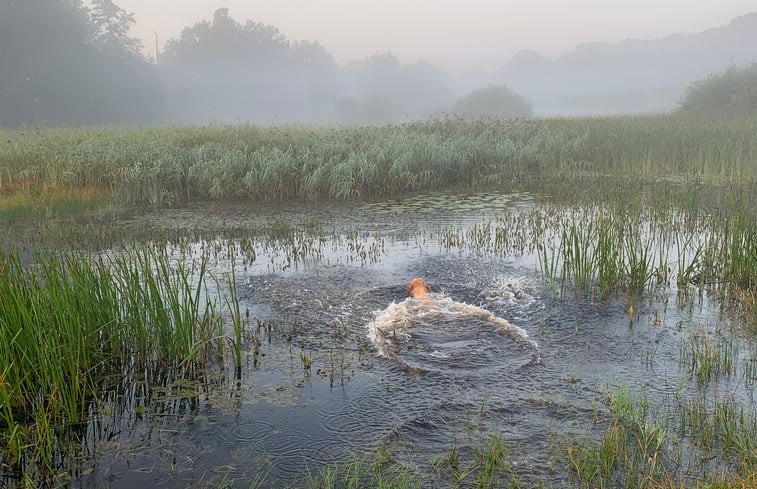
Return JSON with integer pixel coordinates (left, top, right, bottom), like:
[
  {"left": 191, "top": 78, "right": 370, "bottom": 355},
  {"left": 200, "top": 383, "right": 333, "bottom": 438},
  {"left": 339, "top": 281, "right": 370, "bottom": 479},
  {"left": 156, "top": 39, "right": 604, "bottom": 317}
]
[{"left": 367, "top": 294, "right": 540, "bottom": 360}]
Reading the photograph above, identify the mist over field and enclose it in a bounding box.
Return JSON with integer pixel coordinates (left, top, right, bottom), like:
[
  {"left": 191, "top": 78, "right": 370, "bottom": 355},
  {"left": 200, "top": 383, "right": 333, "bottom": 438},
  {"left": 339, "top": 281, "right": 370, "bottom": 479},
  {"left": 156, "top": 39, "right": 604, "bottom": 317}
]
[{"left": 1, "top": 0, "right": 756, "bottom": 126}]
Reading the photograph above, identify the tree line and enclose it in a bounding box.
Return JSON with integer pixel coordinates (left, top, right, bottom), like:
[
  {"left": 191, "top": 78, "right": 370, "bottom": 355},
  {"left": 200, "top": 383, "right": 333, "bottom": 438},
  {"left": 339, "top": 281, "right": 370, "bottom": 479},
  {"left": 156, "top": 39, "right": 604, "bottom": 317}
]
[
  {"left": 0, "top": 1, "right": 538, "bottom": 127},
  {"left": 3, "top": 1, "right": 750, "bottom": 127},
  {"left": 0, "top": 0, "right": 161, "bottom": 126}
]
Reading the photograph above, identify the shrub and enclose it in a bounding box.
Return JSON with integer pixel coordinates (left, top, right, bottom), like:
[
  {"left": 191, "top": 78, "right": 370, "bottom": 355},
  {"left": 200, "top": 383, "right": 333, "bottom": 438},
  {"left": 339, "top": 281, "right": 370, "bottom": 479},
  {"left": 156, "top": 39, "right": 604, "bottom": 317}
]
[
  {"left": 678, "top": 63, "right": 757, "bottom": 117},
  {"left": 451, "top": 85, "right": 533, "bottom": 118}
]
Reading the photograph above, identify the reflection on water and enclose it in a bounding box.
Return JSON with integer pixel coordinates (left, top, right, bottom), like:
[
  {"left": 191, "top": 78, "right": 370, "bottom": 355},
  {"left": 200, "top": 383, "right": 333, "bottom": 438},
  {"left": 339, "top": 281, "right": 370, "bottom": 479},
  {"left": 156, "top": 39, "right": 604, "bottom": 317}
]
[{"left": 4, "top": 191, "right": 754, "bottom": 488}]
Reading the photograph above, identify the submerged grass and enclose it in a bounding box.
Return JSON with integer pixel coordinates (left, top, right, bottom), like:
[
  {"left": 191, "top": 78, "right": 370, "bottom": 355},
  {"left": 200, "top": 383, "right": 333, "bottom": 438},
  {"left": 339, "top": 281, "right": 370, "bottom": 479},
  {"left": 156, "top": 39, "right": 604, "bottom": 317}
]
[
  {"left": 681, "top": 330, "right": 737, "bottom": 384},
  {"left": 302, "top": 451, "right": 422, "bottom": 489},
  {"left": 296, "top": 433, "right": 517, "bottom": 489}
]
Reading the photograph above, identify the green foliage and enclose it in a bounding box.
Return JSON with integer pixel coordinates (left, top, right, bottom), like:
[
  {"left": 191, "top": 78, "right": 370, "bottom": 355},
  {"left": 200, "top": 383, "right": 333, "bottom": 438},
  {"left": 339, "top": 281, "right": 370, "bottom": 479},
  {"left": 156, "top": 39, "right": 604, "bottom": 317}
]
[
  {"left": 568, "top": 388, "right": 757, "bottom": 488},
  {"left": 0, "top": 247, "right": 230, "bottom": 473},
  {"left": 679, "top": 63, "right": 757, "bottom": 117},
  {"left": 303, "top": 448, "right": 422, "bottom": 489},
  {"left": 162, "top": 8, "right": 334, "bottom": 70},
  {"left": 451, "top": 85, "right": 533, "bottom": 118}
]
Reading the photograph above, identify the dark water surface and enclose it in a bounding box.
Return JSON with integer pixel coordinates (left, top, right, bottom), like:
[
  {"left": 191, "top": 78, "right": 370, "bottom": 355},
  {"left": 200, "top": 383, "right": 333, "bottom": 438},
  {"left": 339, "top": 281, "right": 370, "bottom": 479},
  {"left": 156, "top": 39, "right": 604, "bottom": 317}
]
[{"left": 17, "top": 192, "right": 754, "bottom": 488}]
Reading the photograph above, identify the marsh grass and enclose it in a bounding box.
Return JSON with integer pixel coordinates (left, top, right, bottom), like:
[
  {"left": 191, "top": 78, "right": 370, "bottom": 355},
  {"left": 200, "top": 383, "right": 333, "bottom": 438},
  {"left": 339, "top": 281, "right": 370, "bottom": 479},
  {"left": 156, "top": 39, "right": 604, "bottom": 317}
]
[
  {"left": 224, "top": 258, "right": 245, "bottom": 374},
  {"left": 534, "top": 207, "right": 668, "bottom": 299},
  {"left": 681, "top": 330, "right": 737, "bottom": 384},
  {"left": 678, "top": 396, "right": 757, "bottom": 468},
  {"left": 0, "top": 246, "right": 234, "bottom": 477},
  {"left": 302, "top": 447, "right": 421, "bottom": 489},
  {"left": 1, "top": 116, "right": 754, "bottom": 209},
  {"left": 471, "top": 197, "right": 757, "bottom": 320},
  {"left": 568, "top": 387, "right": 757, "bottom": 489},
  {"left": 1, "top": 116, "right": 753, "bottom": 313},
  {"left": 0, "top": 185, "right": 113, "bottom": 220},
  {"left": 1, "top": 115, "right": 756, "bottom": 486}
]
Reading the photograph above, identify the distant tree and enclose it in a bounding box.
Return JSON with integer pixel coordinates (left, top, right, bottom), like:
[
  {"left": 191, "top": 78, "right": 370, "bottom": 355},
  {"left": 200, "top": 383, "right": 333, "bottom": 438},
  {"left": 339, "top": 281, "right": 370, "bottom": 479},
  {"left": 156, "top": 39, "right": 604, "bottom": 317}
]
[
  {"left": 341, "top": 52, "right": 454, "bottom": 122},
  {"left": 160, "top": 8, "right": 338, "bottom": 123},
  {"left": 0, "top": 0, "right": 160, "bottom": 126},
  {"left": 86, "top": 0, "right": 163, "bottom": 124},
  {"left": 333, "top": 96, "right": 400, "bottom": 125},
  {"left": 451, "top": 85, "right": 533, "bottom": 118},
  {"left": 0, "top": 0, "right": 161, "bottom": 127},
  {"left": 88, "top": 0, "right": 142, "bottom": 54},
  {"left": 163, "top": 8, "right": 289, "bottom": 68},
  {"left": 678, "top": 63, "right": 757, "bottom": 117}
]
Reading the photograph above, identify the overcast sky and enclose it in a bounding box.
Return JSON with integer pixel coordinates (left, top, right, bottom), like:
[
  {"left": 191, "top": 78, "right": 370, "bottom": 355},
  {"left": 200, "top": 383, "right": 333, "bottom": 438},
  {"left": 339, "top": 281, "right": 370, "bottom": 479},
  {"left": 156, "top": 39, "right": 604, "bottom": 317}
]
[{"left": 117, "top": 0, "right": 757, "bottom": 72}]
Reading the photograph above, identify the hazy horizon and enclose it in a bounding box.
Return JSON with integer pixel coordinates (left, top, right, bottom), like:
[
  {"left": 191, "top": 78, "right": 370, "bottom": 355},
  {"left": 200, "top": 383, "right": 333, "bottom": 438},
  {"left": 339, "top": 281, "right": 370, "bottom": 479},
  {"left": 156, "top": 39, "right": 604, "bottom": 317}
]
[
  {"left": 118, "top": 0, "right": 756, "bottom": 73},
  {"left": 4, "top": 1, "right": 756, "bottom": 126}
]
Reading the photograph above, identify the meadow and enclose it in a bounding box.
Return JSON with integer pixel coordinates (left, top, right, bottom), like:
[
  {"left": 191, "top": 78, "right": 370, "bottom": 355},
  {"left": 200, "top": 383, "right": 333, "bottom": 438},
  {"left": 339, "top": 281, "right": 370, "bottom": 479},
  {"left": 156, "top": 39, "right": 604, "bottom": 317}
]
[{"left": 0, "top": 115, "right": 755, "bottom": 488}]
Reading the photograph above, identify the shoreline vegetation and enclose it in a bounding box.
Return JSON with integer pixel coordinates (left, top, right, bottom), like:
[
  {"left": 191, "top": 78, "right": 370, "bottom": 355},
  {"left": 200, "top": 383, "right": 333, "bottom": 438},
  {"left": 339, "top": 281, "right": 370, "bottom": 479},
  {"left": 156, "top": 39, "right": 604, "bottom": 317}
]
[
  {"left": 1, "top": 114, "right": 756, "bottom": 487},
  {"left": 1, "top": 115, "right": 754, "bottom": 209}
]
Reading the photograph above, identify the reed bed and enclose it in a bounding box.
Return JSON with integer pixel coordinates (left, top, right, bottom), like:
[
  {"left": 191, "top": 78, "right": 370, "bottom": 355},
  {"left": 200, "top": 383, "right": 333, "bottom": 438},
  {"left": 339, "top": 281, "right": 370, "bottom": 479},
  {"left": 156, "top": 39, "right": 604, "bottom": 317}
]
[
  {"left": 0, "top": 246, "right": 237, "bottom": 477},
  {"left": 1, "top": 115, "right": 755, "bottom": 208},
  {"left": 435, "top": 199, "right": 755, "bottom": 321},
  {"left": 680, "top": 330, "right": 737, "bottom": 384}
]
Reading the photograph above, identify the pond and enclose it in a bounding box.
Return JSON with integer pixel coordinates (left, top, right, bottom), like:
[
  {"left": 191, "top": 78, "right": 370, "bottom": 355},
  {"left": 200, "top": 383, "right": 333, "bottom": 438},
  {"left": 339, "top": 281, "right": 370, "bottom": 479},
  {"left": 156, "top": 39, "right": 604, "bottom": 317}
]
[{"left": 6, "top": 191, "right": 756, "bottom": 488}]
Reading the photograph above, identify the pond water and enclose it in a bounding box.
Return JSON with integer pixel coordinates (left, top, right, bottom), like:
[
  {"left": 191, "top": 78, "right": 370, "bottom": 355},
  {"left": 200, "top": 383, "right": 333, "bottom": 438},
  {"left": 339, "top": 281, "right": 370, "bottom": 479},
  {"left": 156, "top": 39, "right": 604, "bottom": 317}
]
[{"left": 10, "top": 192, "right": 755, "bottom": 488}]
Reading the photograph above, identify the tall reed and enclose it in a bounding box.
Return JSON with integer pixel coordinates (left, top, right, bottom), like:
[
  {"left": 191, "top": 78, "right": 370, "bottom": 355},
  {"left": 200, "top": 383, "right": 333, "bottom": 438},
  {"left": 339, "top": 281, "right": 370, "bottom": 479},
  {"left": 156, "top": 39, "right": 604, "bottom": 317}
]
[
  {"left": 0, "top": 246, "right": 232, "bottom": 475},
  {"left": 1, "top": 115, "right": 754, "bottom": 208}
]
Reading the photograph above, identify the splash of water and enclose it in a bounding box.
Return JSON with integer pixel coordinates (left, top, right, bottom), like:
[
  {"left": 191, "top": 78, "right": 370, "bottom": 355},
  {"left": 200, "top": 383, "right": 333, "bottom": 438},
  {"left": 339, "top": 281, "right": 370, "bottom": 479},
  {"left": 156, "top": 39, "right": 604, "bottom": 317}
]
[{"left": 367, "top": 294, "right": 541, "bottom": 368}]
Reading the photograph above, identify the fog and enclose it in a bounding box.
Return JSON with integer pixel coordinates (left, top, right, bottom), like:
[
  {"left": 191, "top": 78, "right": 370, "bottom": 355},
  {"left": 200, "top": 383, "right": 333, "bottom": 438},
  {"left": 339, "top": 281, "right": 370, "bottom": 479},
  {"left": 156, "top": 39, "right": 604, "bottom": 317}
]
[
  {"left": 119, "top": 0, "right": 756, "bottom": 74},
  {"left": 1, "top": 0, "right": 756, "bottom": 127}
]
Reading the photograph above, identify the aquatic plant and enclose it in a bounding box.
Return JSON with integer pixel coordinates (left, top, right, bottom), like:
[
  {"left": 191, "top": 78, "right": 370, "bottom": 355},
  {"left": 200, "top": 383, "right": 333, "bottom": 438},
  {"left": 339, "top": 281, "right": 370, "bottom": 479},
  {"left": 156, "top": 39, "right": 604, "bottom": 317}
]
[
  {"left": 681, "top": 329, "right": 737, "bottom": 384},
  {"left": 303, "top": 446, "right": 422, "bottom": 489},
  {"left": 225, "top": 258, "right": 245, "bottom": 374},
  {"left": 568, "top": 387, "right": 757, "bottom": 488},
  {"left": 0, "top": 246, "right": 237, "bottom": 477},
  {"left": 1, "top": 114, "right": 756, "bottom": 488}
]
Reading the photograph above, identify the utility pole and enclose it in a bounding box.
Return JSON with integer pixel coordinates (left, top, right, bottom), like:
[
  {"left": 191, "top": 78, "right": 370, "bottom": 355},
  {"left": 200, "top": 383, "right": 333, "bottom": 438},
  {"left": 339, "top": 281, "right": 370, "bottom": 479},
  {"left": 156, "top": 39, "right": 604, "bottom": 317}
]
[{"left": 153, "top": 30, "right": 159, "bottom": 65}]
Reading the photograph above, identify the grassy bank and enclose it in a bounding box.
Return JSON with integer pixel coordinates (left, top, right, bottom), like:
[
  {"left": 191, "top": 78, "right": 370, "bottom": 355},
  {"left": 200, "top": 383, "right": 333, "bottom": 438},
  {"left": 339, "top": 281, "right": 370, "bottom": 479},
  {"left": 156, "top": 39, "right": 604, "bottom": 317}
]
[
  {"left": 567, "top": 387, "right": 757, "bottom": 489},
  {"left": 0, "top": 115, "right": 754, "bottom": 210}
]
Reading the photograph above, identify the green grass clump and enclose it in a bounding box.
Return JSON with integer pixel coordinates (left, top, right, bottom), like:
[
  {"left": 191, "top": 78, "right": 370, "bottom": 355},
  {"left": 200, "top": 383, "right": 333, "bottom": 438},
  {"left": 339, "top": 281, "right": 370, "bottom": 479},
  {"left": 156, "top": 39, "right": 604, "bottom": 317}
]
[
  {"left": 303, "top": 446, "right": 421, "bottom": 489},
  {"left": 0, "top": 247, "right": 230, "bottom": 477},
  {"left": 567, "top": 387, "right": 757, "bottom": 489},
  {"left": 681, "top": 330, "right": 736, "bottom": 384}
]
